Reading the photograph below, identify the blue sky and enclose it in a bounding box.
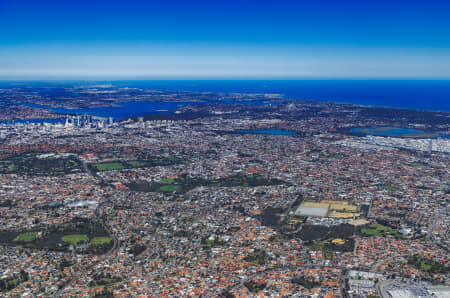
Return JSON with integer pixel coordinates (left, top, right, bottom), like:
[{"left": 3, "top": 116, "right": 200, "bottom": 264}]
[{"left": 1, "top": 0, "right": 450, "bottom": 79}]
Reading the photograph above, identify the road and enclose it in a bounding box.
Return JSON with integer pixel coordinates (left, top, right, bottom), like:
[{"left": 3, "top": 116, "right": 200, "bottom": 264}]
[
  {"left": 53, "top": 160, "right": 120, "bottom": 298},
  {"left": 376, "top": 279, "right": 395, "bottom": 298},
  {"left": 427, "top": 211, "right": 439, "bottom": 241}
]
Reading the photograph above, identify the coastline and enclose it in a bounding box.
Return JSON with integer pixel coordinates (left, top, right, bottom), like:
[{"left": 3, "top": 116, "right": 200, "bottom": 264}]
[{"left": 1, "top": 80, "right": 449, "bottom": 113}]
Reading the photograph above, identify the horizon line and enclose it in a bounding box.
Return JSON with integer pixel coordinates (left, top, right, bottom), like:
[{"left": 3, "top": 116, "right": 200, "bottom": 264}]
[{"left": 1, "top": 78, "right": 450, "bottom": 82}]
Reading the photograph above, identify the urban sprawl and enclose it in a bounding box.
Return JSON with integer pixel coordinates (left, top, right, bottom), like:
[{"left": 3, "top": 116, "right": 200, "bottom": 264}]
[{"left": 0, "top": 85, "right": 449, "bottom": 298}]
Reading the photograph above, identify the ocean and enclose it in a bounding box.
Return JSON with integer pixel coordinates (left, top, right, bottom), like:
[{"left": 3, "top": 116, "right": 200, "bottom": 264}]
[
  {"left": 1, "top": 80, "right": 450, "bottom": 119},
  {"left": 111, "top": 80, "right": 450, "bottom": 112}
]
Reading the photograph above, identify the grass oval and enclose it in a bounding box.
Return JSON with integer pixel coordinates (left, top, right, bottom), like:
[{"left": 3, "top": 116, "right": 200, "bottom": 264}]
[
  {"left": 90, "top": 236, "right": 112, "bottom": 245},
  {"left": 62, "top": 234, "right": 88, "bottom": 244}
]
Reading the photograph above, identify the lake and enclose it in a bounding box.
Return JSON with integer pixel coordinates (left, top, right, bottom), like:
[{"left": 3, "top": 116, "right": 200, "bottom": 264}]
[{"left": 350, "top": 127, "right": 445, "bottom": 138}]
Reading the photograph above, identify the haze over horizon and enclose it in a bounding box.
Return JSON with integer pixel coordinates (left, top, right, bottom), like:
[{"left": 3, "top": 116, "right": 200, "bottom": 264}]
[{"left": 1, "top": 0, "right": 450, "bottom": 80}]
